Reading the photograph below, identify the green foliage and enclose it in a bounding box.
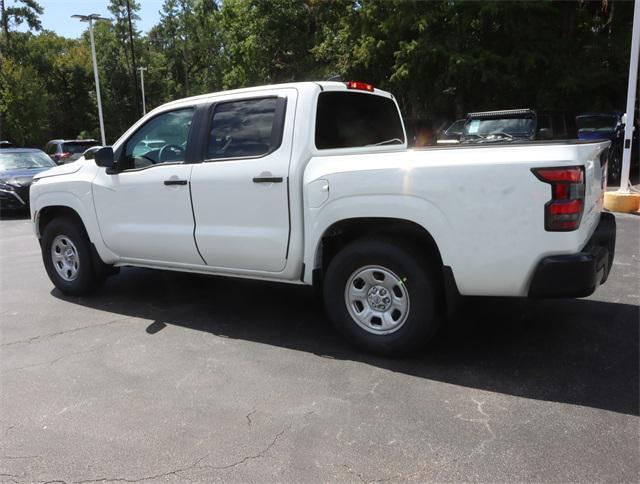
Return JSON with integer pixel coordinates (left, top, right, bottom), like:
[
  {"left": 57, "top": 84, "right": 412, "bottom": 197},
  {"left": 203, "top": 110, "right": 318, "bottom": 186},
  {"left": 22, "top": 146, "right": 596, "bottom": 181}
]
[
  {"left": 0, "top": 0, "right": 635, "bottom": 148},
  {"left": 0, "top": 53, "right": 49, "bottom": 146}
]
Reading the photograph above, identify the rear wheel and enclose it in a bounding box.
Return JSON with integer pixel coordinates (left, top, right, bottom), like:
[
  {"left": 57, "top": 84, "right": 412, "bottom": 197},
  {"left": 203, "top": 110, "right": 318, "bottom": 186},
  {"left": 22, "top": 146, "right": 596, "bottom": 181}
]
[
  {"left": 42, "top": 218, "right": 103, "bottom": 296},
  {"left": 324, "top": 237, "right": 442, "bottom": 356}
]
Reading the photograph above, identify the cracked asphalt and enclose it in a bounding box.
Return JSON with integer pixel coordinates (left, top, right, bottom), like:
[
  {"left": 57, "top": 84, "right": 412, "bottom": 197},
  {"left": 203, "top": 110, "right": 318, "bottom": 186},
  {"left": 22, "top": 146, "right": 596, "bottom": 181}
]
[{"left": 1, "top": 212, "right": 638, "bottom": 483}]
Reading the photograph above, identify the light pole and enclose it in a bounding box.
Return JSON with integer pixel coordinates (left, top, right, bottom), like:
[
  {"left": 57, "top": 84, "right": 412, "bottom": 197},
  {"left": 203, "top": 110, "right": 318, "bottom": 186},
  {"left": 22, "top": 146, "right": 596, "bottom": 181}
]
[
  {"left": 618, "top": 0, "right": 640, "bottom": 193},
  {"left": 72, "top": 14, "right": 109, "bottom": 146},
  {"left": 138, "top": 66, "right": 147, "bottom": 116}
]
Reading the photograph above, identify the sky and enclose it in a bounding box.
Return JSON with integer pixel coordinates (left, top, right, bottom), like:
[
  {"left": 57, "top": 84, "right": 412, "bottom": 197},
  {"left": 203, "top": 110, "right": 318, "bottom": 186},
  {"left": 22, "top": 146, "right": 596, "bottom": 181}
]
[{"left": 12, "top": 0, "right": 164, "bottom": 38}]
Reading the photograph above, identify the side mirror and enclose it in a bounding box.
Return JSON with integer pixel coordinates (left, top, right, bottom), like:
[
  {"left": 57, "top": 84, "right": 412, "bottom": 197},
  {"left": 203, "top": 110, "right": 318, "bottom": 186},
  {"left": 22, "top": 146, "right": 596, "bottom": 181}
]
[
  {"left": 538, "top": 128, "right": 552, "bottom": 140},
  {"left": 94, "top": 146, "right": 115, "bottom": 169}
]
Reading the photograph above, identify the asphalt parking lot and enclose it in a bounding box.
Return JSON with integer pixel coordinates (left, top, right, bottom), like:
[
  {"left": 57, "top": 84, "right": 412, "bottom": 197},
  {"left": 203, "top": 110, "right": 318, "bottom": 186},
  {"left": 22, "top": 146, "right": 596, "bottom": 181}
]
[{"left": 0, "top": 212, "right": 638, "bottom": 483}]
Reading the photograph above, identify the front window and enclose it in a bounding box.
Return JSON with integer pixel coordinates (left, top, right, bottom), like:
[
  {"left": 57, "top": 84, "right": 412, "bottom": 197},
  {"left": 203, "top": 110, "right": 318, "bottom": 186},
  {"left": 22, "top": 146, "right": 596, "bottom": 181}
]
[
  {"left": 315, "top": 92, "right": 405, "bottom": 149},
  {"left": 124, "top": 108, "right": 194, "bottom": 170},
  {"left": 0, "top": 151, "right": 56, "bottom": 170}
]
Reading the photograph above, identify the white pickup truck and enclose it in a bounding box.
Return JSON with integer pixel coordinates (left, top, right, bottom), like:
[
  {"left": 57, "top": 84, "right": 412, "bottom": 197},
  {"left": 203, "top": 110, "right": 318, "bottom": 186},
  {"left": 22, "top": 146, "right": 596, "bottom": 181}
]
[{"left": 30, "top": 81, "right": 616, "bottom": 355}]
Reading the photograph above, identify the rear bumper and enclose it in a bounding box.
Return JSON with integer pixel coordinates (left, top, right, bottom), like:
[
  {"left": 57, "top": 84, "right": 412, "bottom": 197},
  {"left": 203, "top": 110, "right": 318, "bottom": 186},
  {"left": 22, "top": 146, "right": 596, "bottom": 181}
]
[{"left": 528, "top": 212, "right": 616, "bottom": 298}]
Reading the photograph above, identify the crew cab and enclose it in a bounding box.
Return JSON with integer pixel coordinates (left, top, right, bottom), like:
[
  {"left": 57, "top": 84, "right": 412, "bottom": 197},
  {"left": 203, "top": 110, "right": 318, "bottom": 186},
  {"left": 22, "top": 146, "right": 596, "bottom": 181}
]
[{"left": 29, "top": 81, "right": 616, "bottom": 355}]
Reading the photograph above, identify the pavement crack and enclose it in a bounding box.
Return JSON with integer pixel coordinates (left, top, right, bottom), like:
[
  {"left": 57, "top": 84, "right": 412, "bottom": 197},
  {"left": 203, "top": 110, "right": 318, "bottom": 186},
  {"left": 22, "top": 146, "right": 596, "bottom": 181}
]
[
  {"left": 207, "top": 424, "right": 290, "bottom": 470},
  {"left": 454, "top": 398, "right": 497, "bottom": 457},
  {"left": 65, "top": 425, "right": 289, "bottom": 482},
  {"left": 0, "top": 318, "right": 131, "bottom": 347},
  {"left": 245, "top": 408, "right": 256, "bottom": 428},
  {"left": 70, "top": 455, "right": 208, "bottom": 483},
  {"left": 1, "top": 346, "right": 105, "bottom": 375}
]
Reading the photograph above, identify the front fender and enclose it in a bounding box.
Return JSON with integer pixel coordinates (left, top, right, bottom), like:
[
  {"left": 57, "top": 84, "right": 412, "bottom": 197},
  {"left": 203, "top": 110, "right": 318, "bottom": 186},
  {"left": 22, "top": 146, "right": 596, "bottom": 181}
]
[{"left": 30, "top": 171, "right": 119, "bottom": 264}]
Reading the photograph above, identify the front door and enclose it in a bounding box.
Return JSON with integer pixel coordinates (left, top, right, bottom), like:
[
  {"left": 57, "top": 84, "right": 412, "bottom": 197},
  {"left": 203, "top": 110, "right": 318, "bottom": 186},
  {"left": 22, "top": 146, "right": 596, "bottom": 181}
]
[
  {"left": 190, "top": 92, "right": 295, "bottom": 272},
  {"left": 92, "top": 107, "right": 203, "bottom": 265}
]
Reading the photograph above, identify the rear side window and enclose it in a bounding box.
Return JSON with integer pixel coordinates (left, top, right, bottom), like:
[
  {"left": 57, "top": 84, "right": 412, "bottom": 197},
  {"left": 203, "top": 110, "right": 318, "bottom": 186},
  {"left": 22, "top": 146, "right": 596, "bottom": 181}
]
[
  {"left": 315, "top": 92, "right": 405, "bottom": 149},
  {"left": 207, "top": 97, "right": 284, "bottom": 160}
]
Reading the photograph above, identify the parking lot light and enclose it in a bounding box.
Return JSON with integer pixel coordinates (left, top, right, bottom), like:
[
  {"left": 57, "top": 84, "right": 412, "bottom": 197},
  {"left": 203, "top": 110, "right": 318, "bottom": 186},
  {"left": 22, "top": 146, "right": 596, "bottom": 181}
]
[{"left": 71, "top": 14, "right": 110, "bottom": 146}]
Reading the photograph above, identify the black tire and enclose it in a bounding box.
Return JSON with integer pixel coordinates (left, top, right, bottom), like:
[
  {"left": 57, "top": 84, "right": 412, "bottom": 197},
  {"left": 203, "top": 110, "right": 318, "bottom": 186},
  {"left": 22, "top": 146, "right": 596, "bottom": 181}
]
[
  {"left": 323, "top": 237, "right": 442, "bottom": 356},
  {"left": 41, "top": 217, "right": 102, "bottom": 296}
]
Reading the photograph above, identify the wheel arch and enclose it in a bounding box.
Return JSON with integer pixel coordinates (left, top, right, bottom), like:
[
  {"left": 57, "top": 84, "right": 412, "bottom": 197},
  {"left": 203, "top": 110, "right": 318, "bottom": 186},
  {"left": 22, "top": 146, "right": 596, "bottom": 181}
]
[
  {"left": 313, "top": 217, "right": 444, "bottom": 271},
  {"left": 310, "top": 216, "right": 460, "bottom": 315},
  {"left": 37, "top": 205, "right": 87, "bottom": 240}
]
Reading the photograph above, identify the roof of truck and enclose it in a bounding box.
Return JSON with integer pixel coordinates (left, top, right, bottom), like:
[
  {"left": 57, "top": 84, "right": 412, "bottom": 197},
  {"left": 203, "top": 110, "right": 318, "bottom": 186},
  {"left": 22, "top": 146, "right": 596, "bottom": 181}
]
[{"left": 161, "top": 81, "right": 393, "bottom": 110}]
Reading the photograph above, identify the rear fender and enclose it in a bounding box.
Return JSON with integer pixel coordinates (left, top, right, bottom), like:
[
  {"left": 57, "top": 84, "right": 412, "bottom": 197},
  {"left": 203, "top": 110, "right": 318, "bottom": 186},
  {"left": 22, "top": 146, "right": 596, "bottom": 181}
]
[{"left": 303, "top": 194, "right": 453, "bottom": 283}]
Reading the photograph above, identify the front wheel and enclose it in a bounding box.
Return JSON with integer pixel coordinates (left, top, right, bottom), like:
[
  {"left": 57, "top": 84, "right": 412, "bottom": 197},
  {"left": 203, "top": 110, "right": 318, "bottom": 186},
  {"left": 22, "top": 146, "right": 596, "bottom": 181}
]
[
  {"left": 41, "top": 218, "right": 102, "bottom": 296},
  {"left": 324, "top": 238, "right": 442, "bottom": 356}
]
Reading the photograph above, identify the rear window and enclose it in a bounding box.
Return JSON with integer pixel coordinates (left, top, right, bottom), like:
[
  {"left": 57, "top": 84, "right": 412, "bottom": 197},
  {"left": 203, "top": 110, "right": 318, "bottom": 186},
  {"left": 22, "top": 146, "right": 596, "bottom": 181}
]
[
  {"left": 315, "top": 92, "right": 405, "bottom": 149},
  {"left": 63, "top": 141, "right": 98, "bottom": 154}
]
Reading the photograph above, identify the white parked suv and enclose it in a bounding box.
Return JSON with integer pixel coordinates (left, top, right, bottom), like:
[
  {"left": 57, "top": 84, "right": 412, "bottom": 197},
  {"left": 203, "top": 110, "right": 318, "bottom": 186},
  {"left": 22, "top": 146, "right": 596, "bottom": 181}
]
[{"left": 30, "top": 81, "right": 616, "bottom": 355}]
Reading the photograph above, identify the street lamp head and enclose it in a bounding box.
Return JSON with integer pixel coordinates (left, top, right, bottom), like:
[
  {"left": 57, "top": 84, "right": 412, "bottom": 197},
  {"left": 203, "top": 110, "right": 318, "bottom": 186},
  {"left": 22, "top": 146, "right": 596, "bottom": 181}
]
[{"left": 71, "top": 14, "right": 110, "bottom": 22}]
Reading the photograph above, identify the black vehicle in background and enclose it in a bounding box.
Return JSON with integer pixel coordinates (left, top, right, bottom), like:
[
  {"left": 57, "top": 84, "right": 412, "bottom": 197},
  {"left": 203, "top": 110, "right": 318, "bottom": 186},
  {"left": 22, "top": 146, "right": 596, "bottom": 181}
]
[
  {"left": 575, "top": 112, "right": 636, "bottom": 184},
  {"left": 0, "top": 140, "right": 13, "bottom": 149},
  {"left": 0, "top": 149, "right": 56, "bottom": 211},
  {"left": 460, "top": 109, "right": 578, "bottom": 143},
  {"left": 44, "top": 139, "right": 99, "bottom": 164}
]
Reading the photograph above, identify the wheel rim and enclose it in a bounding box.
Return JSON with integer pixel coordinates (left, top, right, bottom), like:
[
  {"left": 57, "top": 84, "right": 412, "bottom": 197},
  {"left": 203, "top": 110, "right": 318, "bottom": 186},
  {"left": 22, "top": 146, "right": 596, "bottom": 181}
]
[
  {"left": 344, "top": 265, "right": 410, "bottom": 335},
  {"left": 51, "top": 234, "right": 80, "bottom": 282}
]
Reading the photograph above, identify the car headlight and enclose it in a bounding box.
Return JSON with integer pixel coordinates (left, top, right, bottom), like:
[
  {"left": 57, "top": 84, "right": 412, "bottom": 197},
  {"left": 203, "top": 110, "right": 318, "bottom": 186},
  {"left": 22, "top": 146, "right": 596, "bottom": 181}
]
[{"left": 0, "top": 180, "right": 14, "bottom": 191}]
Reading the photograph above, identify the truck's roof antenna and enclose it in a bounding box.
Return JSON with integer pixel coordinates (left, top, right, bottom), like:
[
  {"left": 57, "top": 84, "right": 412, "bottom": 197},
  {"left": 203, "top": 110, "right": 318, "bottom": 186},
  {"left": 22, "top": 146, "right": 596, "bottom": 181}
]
[{"left": 326, "top": 74, "right": 343, "bottom": 82}]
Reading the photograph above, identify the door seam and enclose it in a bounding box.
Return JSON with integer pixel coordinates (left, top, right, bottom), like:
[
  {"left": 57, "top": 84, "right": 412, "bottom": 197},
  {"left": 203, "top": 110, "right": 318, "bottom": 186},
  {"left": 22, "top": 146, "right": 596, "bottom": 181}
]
[{"left": 188, "top": 180, "right": 208, "bottom": 265}]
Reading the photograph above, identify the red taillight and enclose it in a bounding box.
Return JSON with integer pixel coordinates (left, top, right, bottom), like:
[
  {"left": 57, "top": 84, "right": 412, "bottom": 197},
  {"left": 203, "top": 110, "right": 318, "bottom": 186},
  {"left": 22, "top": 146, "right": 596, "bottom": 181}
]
[
  {"left": 532, "top": 166, "right": 585, "bottom": 232},
  {"left": 345, "top": 81, "right": 374, "bottom": 92},
  {"left": 59, "top": 152, "right": 72, "bottom": 159}
]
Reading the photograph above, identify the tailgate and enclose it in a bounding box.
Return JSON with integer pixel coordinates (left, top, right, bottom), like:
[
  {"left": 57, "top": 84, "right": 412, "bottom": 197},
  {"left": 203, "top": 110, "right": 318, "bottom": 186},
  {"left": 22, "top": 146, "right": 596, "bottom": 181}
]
[{"left": 578, "top": 141, "right": 610, "bottom": 244}]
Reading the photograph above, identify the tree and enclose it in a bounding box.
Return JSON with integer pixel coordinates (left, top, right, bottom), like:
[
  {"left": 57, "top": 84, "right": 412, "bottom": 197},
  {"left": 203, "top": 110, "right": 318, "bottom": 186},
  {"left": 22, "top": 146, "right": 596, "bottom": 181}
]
[
  {"left": 108, "top": 0, "right": 142, "bottom": 115},
  {"left": 0, "top": 53, "right": 49, "bottom": 145},
  {"left": 0, "top": 0, "right": 43, "bottom": 47}
]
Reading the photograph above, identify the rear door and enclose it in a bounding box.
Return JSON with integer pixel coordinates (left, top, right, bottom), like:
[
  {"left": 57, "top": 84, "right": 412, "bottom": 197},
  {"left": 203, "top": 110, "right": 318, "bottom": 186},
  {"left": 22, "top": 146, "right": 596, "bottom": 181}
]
[{"left": 189, "top": 89, "right": 296, "bottom": 272}]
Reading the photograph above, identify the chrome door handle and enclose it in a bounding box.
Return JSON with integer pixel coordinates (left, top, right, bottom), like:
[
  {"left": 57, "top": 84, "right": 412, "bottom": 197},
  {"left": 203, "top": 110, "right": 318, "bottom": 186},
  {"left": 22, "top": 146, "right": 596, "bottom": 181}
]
[{"left": 164, "top": 179, "right": 188, "bottom": 186}]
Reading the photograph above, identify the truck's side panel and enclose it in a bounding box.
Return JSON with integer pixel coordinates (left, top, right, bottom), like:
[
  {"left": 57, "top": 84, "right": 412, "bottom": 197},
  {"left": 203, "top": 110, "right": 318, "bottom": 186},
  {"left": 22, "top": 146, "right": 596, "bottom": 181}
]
[{"left": 303, "top": 141, "right": 609, "bottom": 296}]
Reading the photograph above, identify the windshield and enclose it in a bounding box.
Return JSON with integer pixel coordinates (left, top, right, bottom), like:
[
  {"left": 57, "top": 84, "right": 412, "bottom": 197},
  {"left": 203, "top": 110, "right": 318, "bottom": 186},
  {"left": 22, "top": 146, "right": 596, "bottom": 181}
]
[
  {"left": 0, "top": 151, "right": 56, "bottom": 170},
  {"left": 464, "top": 118, "right": 535, "bottom": 138},
  {"left": 576, "top": 115, "right": 617, "bottom": 131},
  {"left": 63, "top": 142, "right": 98, "bottom": 154}
]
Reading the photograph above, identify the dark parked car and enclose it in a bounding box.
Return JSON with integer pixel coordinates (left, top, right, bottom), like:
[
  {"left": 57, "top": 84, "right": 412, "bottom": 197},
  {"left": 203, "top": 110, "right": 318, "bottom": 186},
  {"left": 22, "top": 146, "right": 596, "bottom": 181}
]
[
  {"left": 44, "top": 139, "right": 99, "bottom": 164},
  {"left": 0, "top": 149, "right": 56, "bottom": 211},
  {"left": 576, "top": 112, "right": 631, "bottom": 184},
  {"left": 460, "top": 109, "right": 578, "bottom": 143},
  {"left": 0, "top": 140, "right": 14, "bottom": 149}
]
